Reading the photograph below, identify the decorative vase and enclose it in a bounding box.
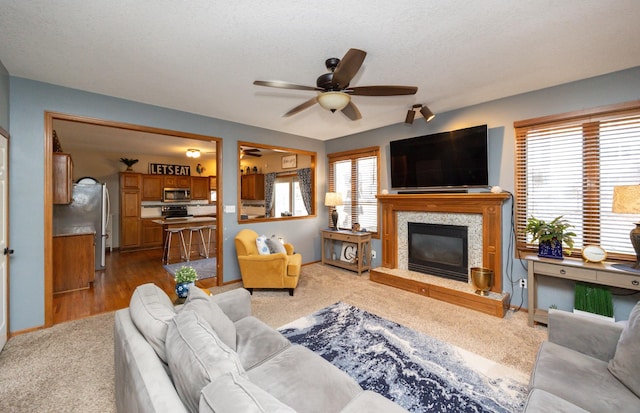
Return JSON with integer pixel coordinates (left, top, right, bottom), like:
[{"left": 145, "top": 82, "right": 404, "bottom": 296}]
[
  {"left": 470, "top": 267, "right": 494, "bottom": 296},
  {"left": 175, "top": 281, "right": 194, "bottom": 299},
  {"left": 538, "top": 238, "right": 563, "bottom": 259}
]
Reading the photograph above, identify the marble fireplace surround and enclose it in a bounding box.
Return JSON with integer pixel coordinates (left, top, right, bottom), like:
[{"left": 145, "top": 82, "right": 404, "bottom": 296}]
[{"left": 372, "top": 193, "right": 511, "bottom": 317}]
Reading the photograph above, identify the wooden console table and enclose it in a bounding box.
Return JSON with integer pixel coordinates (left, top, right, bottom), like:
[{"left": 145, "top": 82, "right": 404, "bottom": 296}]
[
  {"left": 525, "top": 255, "right": 640, "bottom": 327},
  {"left": 321, "top": 229, "right": 372, "bottom": 275}
]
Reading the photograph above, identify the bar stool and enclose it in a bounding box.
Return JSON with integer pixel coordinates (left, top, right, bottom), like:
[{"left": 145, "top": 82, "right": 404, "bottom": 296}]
[
  {"left": 204, "top": 224, "right": 216, "bottom": 258},
  {"left": 163, "top": 227, "right": 187, "bottom": 264},
  {"left": 187, "top": 226, "right": 209, "bottom": 260}
]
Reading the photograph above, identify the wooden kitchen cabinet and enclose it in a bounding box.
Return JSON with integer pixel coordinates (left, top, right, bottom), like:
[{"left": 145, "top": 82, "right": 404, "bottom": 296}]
[
  {"left": 241, "top": 174, "right": 265, "bottom": 200},
  {"left": 164, "top": 175, "right": 190, "bottom": 188},
  {"left": 120, "top": 172, "right": 141, "bottom": 250},
  {"left": 209, "top": 176, "right": 217, "bottom": 190},
  {"left": 53, "top": 153, "right": 73, "bottom": 204},
  {"left": 53, "top": 233, "right": 95, "bottom": 293},
  {"left": 120, "top": 172, "right": 141, "bottom": 190},
  {"left": 141, "top": 174, "right": 163, "bottom": 201},
  {"left": 141, "top": 218, "right": 163, "bottom": 248},
  {"left": 191, "top": 176, "right": 209, "bottom": 200}
]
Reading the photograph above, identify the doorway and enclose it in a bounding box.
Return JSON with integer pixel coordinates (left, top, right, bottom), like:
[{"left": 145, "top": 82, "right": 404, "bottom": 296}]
[{"left": 44, "top": 112, "right": 223, "bottom": 326}]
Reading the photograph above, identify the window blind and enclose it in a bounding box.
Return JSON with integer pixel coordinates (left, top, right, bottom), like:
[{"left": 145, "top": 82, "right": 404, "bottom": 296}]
[
  {"left": 328, "top": 147, "right": 380, "bottom": 234},
  {"left": 514, "top": 101, "right": 640, "bottom": 261}
]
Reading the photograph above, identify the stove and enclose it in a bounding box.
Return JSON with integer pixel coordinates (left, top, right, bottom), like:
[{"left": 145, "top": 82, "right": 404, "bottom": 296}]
[{"left": 162, "top": 205, "right": 189, "bottom": 218}]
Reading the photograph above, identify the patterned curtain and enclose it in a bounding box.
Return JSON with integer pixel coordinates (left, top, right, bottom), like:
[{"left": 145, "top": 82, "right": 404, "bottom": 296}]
[
  {"left": 297, "top": 167, "right": 313, "bottom": 214},
  {"left": 264, "top": 172, "right": 277, "bottom": 217}
]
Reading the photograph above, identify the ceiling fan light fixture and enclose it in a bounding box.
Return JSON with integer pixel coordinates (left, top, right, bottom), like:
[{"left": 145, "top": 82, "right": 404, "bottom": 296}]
[
  {"left": 420, "top": 105, "right": 435, "bottom": 123},
  {"left": 317, "top": 91, "right": 350, "bottom": 112},
  {"left": 186, "top": 148, "right": 201, "bottom": 158}
]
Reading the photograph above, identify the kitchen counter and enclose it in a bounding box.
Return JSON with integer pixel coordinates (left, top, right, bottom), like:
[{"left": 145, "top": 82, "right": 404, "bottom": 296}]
[
  {"left": 151, "top": 217, "right": 216, "bottom": 226},
  {"left": 53, "top": 224, "right": 96, "bottom": 237}
]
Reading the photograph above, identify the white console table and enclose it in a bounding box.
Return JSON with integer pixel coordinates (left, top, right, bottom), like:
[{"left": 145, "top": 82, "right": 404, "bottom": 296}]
[{"left": 525, "top": 254, "right": 640, "bottom": 327}]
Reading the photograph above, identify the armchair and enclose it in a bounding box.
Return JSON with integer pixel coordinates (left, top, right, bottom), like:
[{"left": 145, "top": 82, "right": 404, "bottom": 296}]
[{"left": 234, "top": 229, "right": 301, "bottom": 296}]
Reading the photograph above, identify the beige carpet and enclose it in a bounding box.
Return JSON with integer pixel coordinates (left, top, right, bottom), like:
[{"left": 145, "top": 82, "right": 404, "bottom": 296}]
[{"left": 0, "top": 263, "right": 547, "bottom": 412}]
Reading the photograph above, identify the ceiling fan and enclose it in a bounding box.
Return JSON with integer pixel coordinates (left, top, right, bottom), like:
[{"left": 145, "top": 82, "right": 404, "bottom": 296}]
[
  {"left": 240, "top": 147, "right": 262, "bottom": 157},
  {"left": 253, "top": 48, "right": 418, "bottom": 120}
]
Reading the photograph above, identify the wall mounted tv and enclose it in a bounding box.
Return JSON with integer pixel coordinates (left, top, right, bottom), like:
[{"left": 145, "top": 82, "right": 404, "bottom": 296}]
[{"left": 390, "top": 124, "right": 488, "bottom": 191}]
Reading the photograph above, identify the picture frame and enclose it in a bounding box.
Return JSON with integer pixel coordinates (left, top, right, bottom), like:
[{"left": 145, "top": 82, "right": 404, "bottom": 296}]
[{"left": 281, "top": 154, "right": 297, "bottom": 169}]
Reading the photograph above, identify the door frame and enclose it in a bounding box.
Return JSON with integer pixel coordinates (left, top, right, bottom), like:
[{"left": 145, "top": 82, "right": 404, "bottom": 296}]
[
  {"left": 44, "top": 112, "right": 223, "bottom": 327},
  {"left": 0, "top": 126, "right": 8, "bottom": 346}
]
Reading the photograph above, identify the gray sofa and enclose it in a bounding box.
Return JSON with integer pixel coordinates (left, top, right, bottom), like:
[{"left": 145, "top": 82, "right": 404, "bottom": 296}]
[
  {"left": 523, "top": 306, "right": 640, "bottom": 412},
  {"left": 114, "top": 284, "right": 409, "bottom": 413}
]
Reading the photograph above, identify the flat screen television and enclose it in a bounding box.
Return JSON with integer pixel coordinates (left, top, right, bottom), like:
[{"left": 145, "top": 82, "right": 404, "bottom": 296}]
[{"left": 390, "top": 124, "right": 488, "bottom": 191}]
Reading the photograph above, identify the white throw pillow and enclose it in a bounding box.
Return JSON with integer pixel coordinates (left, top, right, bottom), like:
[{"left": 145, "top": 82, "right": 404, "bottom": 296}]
[
  {"left": 256, "top": 234, "right": 270, "bottom": 255},
  {"left": 608, "top": 300, "right": 640, "bottom": 397}
]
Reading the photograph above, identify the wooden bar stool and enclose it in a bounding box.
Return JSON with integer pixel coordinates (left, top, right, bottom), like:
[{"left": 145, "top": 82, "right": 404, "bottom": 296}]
[
  {"left": 163, "top": 227, "right": 187, "bottom": 264},
  {"left": 187, "top": 226, "right": 208, "bottom": 260},
  {"left": 204, "top": 224, "right": 216, "bottom": 258}
]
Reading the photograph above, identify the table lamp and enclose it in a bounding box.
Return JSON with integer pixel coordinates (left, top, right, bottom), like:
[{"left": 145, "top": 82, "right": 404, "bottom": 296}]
[
  {"left": 612, "top": 185, "right": 640, "bottom": 269},
  {"left": 324, "top": 192, "right": 343, "bottom": 230}
]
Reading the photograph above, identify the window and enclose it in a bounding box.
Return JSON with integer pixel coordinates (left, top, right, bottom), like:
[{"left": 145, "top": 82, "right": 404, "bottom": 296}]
[
  {"left": 328, "top": 147, "right": 380, "bottom": 234},
  {"left": 273, "top": 175, "right": 308, "bottom": 217},
  {"left": 514, "top": 101, "right": 640, "bottom": 261}
]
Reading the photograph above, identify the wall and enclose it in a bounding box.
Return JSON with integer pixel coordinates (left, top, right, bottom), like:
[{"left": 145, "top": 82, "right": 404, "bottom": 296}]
[
  {"left": 8, "top": 77, "right": 326, "bottom": 332},
  {"left": 0, "top": 59, "right": 8, "bottom": 133},
  {"left": 326, "top": 66, "right": 640, "bottom": 320}
]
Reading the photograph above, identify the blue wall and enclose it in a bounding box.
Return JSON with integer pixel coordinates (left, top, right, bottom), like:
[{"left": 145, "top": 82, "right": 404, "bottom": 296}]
[
  {"left": 8, "top": 77, "right": 326, "bottom": 332},
  {"left": 326, "top": 66, "right": 640, "bottom": 319}
]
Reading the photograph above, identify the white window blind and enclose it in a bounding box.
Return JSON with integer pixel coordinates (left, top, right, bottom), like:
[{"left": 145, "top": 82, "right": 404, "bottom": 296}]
[
  {"left": 328, "top": 147, "right": 380, "bottom": 234},
  {"left": 514, "top": 101, "right": 640, "bottom": 261}
]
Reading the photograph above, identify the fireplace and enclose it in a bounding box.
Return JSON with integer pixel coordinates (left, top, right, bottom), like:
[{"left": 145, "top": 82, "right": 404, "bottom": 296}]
[{"left": 408, "top": 222, "right": 468, "bottom": 282}]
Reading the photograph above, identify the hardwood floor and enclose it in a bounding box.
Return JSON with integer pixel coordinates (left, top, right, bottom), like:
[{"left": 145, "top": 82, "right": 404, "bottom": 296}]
[{"left": 52, "top": 248, "right": 219, "bottom": 324}]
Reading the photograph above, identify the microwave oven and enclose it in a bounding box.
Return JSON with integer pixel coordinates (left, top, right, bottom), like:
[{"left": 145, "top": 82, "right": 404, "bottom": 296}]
[{"left": 163, "top": 187, "right": 191, "bottom": 202}]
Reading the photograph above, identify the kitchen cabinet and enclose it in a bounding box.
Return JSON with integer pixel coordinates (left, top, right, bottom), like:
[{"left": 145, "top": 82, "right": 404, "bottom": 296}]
[
  {"left": 164, "top": 175, "right": 190, "bottom": 188},
  {"left": 209, "top": 176, "right": 217, "bottom": 190},
  {"left": 191, "top": 176, "right": 209, "bottom": 200},
  {"left": 53, "top": 233, "right": 95, "bottom": 293},
  {"left": 120, "top": 172, "right": 141, "bottom": 250},
  {"left": 141, "top": 174, "right": 163, "bottom": 201},
  {"left": 141, "top": 218, "right": 163, "bottom": 248},
  {"left": 241, "top": 174, "right": 265, "bottom": 200},
  {"left": 53, "top": 153, "right": 73, "bottom": 204},
  {"left": 120, "top": 172, "right": 141, "bottom": 190}
]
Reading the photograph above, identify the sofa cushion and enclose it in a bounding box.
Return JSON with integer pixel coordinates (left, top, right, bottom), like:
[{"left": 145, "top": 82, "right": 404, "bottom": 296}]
[
  {"left": 183, "top": 286, "right": 237, "bottom": 350},
  {"left": 199, "top": 372, "right": 296, "bottom": 413},
  {"left": 531, "top": 341, "right": 638, "bottom": 413},
  {"left": 523, "top": 389, "right": 588, "bottom": 413},
  {"left": 608, "top": 300, "right": 640, "bottom": 397},
  {"left": 266, "top": 237, "right": 287, "bottom": 254},
  {"left": 166, "top": 310, "right": 246, "bottom": 413},
  {"left": 248, "top": 344, "right": 362, "bottom": 413},
  {"left": 256, "top": 235, "right": 270, "bottom": 255},
  {"left": 129, "top": 283, "right": 176, "bottom": 363},
  {"left": 234, "top": 316, "right": 290, "bottom": 370}
]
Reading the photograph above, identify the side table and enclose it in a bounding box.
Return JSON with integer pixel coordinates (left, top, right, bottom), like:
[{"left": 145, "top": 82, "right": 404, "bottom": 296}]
[{"left": 321, "top": 229, "right": 372, "bottom": 275}]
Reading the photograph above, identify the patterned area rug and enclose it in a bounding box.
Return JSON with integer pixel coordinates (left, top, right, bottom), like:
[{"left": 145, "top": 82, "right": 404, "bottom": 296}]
[
  {"left": 279, "top": 302, "right": 528, "bottom": 413},
  {"left": 163, "top": 257, "right": 216, "bottom": 280}
]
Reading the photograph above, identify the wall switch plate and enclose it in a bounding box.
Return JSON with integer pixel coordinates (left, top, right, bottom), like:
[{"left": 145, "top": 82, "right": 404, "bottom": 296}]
[
  {"left": 224, "top": 205, "right": 236, "bottom": 213},
  {"left": 519, "top": 278, "right": 527, "bottom": 289}
]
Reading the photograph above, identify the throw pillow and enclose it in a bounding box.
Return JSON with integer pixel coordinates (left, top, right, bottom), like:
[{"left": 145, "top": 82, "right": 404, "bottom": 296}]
[
  {"left": 199, "top": 372, "right": 296, "bottom": 413},
  {"left": 183, "top": 286, "right": 237, "bottom": 350},
  {"left": 256, "top": 234, "right": 270, "bottom": 255},
  {"left": 608, "top": 300, "right": 640, "bottom": 397},
  {"left": 129, "top": 283, "right": 176, "bottom": 363},
  {"left": 166, "top": 310, "right": 246, "bottom": 413},
  {"left": 266, "top": 237, "right": 287, "bottom": 255}
]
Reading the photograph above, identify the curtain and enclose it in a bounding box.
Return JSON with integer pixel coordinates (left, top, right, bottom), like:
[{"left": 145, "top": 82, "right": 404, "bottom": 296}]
[
  {"left": 264, "top": 172, "right": 277, "bottom": 217},
  {"left": 297, "top": 167, "right": 313, "bottom": 214}
]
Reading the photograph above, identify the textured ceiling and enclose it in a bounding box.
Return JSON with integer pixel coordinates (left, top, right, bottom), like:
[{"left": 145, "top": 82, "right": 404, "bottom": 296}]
[{"left": 2, "top": 1, "right": 640, "bottom": 141}]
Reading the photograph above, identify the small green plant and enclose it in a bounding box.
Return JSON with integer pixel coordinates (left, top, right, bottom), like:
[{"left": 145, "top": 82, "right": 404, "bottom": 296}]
[
  {"left": 574, "top": 282, "right": 614, "bottom": 318},
  {"left": 525, "top": 215, "right": 576, "bottom": 254},
  {"left": 174, "top": 266, "right": 198, "bottom": 284}
]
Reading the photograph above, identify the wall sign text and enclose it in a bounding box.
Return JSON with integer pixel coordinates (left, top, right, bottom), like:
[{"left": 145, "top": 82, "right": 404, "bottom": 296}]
[{"left": 149, "top": 163, "right": 191, "bottom": 176}]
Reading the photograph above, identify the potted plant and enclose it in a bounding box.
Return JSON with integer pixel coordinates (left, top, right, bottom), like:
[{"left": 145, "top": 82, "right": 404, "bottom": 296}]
[
  {"left": 525, "top": 215, "right": 576, "bottom": 259},
  {"left": 174, "top": 265, "right": 198, "bottom": 298},
  {"left": 119, "top": 157, "right": 139, "bottom": 171}
]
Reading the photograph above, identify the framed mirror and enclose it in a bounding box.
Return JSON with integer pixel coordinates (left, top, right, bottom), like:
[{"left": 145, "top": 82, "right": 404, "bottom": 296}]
[{"left": 237, "top": 141, "right": 316, "bottom": 223}]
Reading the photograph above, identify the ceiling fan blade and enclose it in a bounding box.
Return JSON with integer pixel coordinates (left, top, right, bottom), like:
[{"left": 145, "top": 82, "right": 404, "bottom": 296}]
[
  {"left": 341, "top": 101, "right": 362, "bottom": 121},
  {"left": 254, "top": 80, "right": 322, "bottom": 92},
  {"left": 283, "top": 97, "right": 319, "bottom": 117},
  {"left": 245, "top": 152, "right": 262, "bottom": 157},
  {"left": 332, "top": 48, "right": 367, "bottom": 88},
  {"left": 348, "top": 85, "right": 418, "bottom": 96}
]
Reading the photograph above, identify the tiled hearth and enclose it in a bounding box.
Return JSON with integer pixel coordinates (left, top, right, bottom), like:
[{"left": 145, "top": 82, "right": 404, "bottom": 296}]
[{"left": 372, "top": 193, "right": 511, "bottom": 317}]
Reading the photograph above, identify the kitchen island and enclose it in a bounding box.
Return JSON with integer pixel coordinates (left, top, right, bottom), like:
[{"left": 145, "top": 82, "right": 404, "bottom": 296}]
[{"left": 152, "top": 217, "right": 216, "bottom": 262}]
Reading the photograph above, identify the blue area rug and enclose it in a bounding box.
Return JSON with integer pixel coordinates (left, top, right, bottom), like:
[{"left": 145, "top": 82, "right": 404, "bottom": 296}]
[
  {"left": 279, "top": 302, "right": 528, "bottom": 413},
  {"left": 163, "top": 258, "right": 216, "bottom": 280}
]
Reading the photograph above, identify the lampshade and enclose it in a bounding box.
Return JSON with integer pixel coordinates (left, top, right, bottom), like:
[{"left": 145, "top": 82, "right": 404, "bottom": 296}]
[
  {"left": 324, "top": 192, "right": 343, "bottom": 207},
  {"left": 612, "top": 185, "right": 640, "bottom": 213},
  {"left": 420, "top": 105, "right": 435, "bottom": 122},
  {"left": 186, "top": 148, "right": 201, "bottom": 158},
  {"left": 317, "top": 92, "right": 350, "bottom": 112}
]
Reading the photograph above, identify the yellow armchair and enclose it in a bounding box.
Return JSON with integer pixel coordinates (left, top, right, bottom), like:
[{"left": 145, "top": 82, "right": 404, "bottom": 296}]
[{"left": 234, "top": 229, "right": 301, "bottom": 296}]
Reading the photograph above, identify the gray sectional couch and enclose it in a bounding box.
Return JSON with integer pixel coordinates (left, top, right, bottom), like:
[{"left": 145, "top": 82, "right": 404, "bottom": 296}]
[
  {"left": 114, "top": 284, "right": 409, "bottom": 413},
  {"left": 523, "top": 306, "right": 640, "bottom": 412}
]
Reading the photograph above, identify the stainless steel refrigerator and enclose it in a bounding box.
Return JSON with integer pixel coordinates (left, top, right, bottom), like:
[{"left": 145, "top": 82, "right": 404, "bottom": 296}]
[{"left": 53, "top": 179, "right": 110, "bottom": 270}]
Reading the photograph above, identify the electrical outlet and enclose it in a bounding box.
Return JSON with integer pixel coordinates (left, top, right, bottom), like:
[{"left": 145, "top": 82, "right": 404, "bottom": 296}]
[
  {"left": 519, "top": 278, "right": 527, "bottom": 289},
  {"left": 371, "top": 250, "right": 377, "bottom": 259}
]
